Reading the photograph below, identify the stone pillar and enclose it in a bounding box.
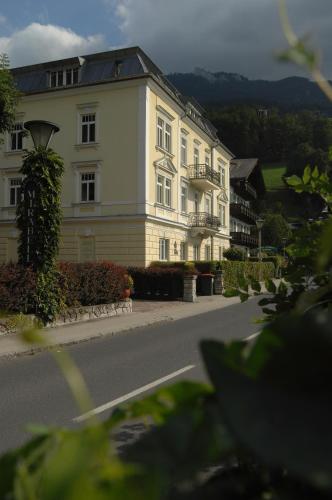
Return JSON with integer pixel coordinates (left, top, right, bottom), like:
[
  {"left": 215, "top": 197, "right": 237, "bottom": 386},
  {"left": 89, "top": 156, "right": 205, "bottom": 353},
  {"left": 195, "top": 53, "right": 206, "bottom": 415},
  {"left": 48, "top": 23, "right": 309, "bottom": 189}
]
[
  {"left": 214, "top": 270, "right": 223, "bottom": 295},
  {"left": 183, "top": 275, "right": 197, "bottom": 302}
]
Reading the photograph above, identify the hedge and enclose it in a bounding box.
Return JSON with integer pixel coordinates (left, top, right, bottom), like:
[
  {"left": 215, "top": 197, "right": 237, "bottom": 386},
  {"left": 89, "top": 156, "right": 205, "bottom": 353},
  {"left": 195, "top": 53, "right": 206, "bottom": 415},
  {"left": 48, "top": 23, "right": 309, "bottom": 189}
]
[
  {"left": 128, "top": 267, "right": 183, "bottom": 300},
  {"left": 220, "top": 261, "right": 275, "bottom": 289},
  {"left": 0, "top": 262, "right": 128, "bottom": 315}
]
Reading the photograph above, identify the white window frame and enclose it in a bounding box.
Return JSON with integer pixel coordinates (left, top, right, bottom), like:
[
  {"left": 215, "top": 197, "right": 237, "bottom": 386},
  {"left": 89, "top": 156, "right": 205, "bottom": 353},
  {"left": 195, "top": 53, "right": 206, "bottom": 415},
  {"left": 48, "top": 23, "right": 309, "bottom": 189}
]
[
  {"left": 194, "top": 147, "right": 199, "bottom": 165},
  {"left": 180, "top": 241, "right": 187, "bottom": 261},
  {"left": 80, "top": 113, "right": 96, "bottom": 144},
  {"left": 72, "top": 162, "right": 101, "bottom": 205},
  {"left": 80, "top": 172, "right": 96, "bottom": 202},
  {"left": 180, "top": 181, "right": 188, "bottom": 213},
  {"left": 8, "top": 123, "right": 24, "bottom": 152},
  {"left": 193, "top": 244, "right": 200, "bottom": 261},
  {"left": 205, "top": 244, "right": 211, "bottom": 261},
  {"left": 159, "top": 238, "right": 169, "bottom": 261},
  {"left": 9, "top": 177, "right": 22, "bottom": 207},
  {"left": 218, "top": 203, "right": 226, "bottom": 226},
  {"left": 156, "top": 173, "right": 172, "bottom": 208},
  {"left": 156, "top": 116, "right": 172, "bottom": 153},
  {"left": 180, "top": 136, "right": 187, "bottom": 165},
  {"left": 218, "top": 160, "right": 226, "bottom": 188},
  {"left": 49, "top": 67, "right": 79, "bottom": 88},
  {"left": 205, "top": 194, "right": 212, "bottom": 214}
]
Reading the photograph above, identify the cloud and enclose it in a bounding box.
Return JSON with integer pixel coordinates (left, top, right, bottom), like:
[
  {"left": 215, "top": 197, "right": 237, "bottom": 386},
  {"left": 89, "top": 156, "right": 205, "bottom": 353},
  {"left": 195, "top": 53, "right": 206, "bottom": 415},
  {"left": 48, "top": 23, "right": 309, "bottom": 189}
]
[
  {"left": 0, "top": 23, "right": 108, "bottom": 67},
  {"left": 0, "top": 14, "right": 6, "bottom": 25},
  {"left": 109, "top": 0, "right": 332, "bottom": 79}
]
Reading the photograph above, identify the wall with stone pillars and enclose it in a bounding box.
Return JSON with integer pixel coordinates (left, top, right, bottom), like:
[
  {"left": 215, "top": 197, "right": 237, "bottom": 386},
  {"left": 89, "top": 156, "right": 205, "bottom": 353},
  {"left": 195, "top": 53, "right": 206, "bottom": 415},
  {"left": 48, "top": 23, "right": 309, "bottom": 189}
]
[
  {"left": 214, "top": 270, "right": 223, "bottom": 295},
  {"left": 183, "top": 275, "right": 197, "bottom": 302}
]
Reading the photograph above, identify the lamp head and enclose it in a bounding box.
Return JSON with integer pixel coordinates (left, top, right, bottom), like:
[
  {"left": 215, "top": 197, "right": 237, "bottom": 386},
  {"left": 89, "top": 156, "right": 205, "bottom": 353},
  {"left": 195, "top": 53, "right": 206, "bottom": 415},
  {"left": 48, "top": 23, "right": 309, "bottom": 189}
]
[
  {"left": 24, "top": 120, "right": 60, "bottom": 149},
  {"left": 256, "top": 218, "right": 264, "bottom": 231}
]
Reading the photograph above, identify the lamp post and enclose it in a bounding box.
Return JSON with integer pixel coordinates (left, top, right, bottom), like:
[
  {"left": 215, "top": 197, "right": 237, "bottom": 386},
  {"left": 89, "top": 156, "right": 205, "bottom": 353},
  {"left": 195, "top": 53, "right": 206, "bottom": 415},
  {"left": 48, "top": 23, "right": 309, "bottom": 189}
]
[
  {"left": 256, "top": 217, "right": 264, "bottom": 263},
  {"left": 21, "top": 120, "right": 60, "bottom": 266}
]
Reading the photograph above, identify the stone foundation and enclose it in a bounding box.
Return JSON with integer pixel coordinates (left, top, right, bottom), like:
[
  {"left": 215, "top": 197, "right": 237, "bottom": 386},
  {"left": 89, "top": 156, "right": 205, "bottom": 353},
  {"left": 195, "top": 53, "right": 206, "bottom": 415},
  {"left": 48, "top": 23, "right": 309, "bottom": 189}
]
[
  {"left": 51, "top": 299, "right": 133, "bottom": 327},
  {"left": 183, "top": 275, "right": 197, "bottom": 302}
]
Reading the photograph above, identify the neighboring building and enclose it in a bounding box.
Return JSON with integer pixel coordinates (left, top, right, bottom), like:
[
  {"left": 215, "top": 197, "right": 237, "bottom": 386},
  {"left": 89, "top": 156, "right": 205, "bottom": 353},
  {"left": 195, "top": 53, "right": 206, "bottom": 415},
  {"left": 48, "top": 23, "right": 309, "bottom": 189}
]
[
  {"left": 0, "top": 47, "right": 233, "bottom": 266},
  {"left": 229, "top": 158, "right": 265, "bottom": 255}
]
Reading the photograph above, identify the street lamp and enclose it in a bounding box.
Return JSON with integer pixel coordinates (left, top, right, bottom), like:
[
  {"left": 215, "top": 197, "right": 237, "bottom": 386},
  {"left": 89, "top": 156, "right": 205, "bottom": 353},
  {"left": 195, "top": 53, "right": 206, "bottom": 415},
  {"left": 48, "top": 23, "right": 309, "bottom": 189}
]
[
  {"left": 20, "top": 120, "right": 60, "bottom": 265},
  {"left": 24, "top": 120, "right": 60, "bottom": 149},
  {"left": 256, "top": 217, "right": 264, "bottom": 263}
]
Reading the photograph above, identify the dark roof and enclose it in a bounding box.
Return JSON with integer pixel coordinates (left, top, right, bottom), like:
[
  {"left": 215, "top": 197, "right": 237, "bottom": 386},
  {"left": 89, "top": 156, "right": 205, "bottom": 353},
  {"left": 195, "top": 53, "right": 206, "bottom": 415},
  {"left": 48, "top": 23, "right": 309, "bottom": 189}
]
[
  {"left": 11, "top": 46, "right": 232, "bottom": 149},
  {"left": 230, "top": 158, "right": 266, "bottom": 196},
  {"left": 230, "top": 158, "right": 259, "bottom": 179}
]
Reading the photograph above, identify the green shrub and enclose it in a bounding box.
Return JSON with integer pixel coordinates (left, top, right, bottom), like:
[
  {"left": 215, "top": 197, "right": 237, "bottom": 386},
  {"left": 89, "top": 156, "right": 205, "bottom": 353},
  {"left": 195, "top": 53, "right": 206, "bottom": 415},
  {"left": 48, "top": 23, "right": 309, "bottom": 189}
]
[
  {"left": 223, "top": 247, "right": 246, "bottom": 261},
  {"left": 128, "top": 266, "right": 183, "bottom": 300},
  {"left": 221, "top": 261, "right": 275, "bottom": 288}
]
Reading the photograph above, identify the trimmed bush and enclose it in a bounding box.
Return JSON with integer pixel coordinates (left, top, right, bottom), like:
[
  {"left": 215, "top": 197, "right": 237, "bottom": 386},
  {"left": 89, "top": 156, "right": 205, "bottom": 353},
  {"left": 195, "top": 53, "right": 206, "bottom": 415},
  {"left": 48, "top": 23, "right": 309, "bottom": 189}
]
[
  {"left": 128, "top": 267, "right": 183, "bottom": 300},
  {"left": 0, "top": 264, "right": 36, "bottom": 313},
  {"left": 0, "top": 262, "right": 128, "bottom": 319},
  {"left": 223, "top": 247, "right": 247, "bottom": 261},
  {"left": 58, "top": 262, "right": 127, "bottom": 307},
  {"left": 221, "top": 261, "right": 275, "bottom": 289}
]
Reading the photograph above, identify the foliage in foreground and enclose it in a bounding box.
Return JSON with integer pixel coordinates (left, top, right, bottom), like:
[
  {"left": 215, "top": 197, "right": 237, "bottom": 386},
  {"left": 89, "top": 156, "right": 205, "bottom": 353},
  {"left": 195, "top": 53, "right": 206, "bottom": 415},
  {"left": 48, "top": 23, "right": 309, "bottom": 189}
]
[
  {"left": 0, "top": 53, "right": 19, "bottom": 138},
  {"left": 0, "top": 165, "right": 330, "bottom": 499}
]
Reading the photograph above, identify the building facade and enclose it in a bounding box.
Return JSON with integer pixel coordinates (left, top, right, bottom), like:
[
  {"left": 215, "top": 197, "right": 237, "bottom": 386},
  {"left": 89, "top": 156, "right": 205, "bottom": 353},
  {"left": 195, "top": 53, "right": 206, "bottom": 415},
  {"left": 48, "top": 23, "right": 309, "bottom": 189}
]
[
  {"left": 0, "top": 47, "right": 233, "bottom": 267},
  {"left": 230, "top": 158, "right": 265, "bottom": 255}
]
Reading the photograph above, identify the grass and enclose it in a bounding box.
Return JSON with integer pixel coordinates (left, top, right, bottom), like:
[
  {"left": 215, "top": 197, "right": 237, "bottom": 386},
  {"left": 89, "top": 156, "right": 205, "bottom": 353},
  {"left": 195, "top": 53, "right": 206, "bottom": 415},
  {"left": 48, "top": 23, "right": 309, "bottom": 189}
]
[
  {"left": 261, "top": 162, "right": 302, "bottom": 220},
  {"left": 262, "top": 163, "right": 287, "bottom": 190}
]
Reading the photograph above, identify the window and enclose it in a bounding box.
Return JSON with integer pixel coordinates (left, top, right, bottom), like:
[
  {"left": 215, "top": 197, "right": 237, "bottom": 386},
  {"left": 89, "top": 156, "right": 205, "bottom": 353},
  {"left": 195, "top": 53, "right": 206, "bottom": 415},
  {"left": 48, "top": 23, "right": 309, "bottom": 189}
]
[
  {"left": 194, "top": 192, "right": 199, "bottom": 213},
  {"left": 156, "top": 117, "right": 172, "bottom": 153},
  {"left": 10, "top": 123, "right": 23, "bottom": 151},
  {"left": 156, "top": 174, "right": 172, "bottom": 207},
  {"left": 180, "top": 184, "right": 188, "bottom": 213},
  {"left": 81, "top": 113, "right": 96, "bottom": 143},
  {"left": 180, "top": 242, "right": 187, "bottom": 260},
  {"left": 194, "top": 147, "right": 199, "bottom": 165},
  {"left": 205, "top": 245, "right": 211, "bottom": 261},
  {"left": 205, "top": 195, "right": 212, "bottom": 214},
  {"left": 205, "top": 155, "right": 210, "bottom": 166},
  {"left": 219, "top": 246, "right": 223, "bottom": 260},
  {"left": 181, "top": 136, "right": 187, "bottom": 165},
  {"left": 50, "top": 67, "right": 79, "bottom": 88},
  {"left": 9, "top": 178, "right": 22, "bottom": 206},
  {"left": 159, "top": 238, "right": 169, "bottom": 261},
  {"left": 218, "top": 161, "right": 226, "bottom": 187},
  {"left": 218, "top": 203, "right": 226, "bottom": 226},
  {"left": 193, "top": 244, "right": 200, "bottom": 261},
  {"left": 81, "top": 173, "right": 95, "bottom": 202}
]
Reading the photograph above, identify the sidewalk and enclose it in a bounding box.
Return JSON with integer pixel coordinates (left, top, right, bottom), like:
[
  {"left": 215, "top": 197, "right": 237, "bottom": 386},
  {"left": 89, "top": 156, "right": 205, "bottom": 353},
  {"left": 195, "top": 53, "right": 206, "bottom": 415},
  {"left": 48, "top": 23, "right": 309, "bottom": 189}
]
[{"left": 0, "top": 295, "right": 241, "bottom": 359}]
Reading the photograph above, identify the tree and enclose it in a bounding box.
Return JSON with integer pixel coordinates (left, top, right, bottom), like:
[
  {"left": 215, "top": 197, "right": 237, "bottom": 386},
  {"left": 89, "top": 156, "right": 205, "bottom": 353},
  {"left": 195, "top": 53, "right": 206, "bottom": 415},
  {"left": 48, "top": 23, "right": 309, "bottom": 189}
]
[
  {"left": 0, "top": 54, "right": 19, "bottom": 137},
  {"left": 262, "top": 212, "right": 292, "bottom": 247}
]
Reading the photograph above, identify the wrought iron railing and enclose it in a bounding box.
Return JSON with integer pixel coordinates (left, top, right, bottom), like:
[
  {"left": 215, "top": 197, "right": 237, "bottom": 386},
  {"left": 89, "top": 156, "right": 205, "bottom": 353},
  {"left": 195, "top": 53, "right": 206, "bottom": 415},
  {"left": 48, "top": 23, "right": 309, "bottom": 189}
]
[
  {"left": 230, "top": 231, "right": 258, "bottom": 247},
  {"left": 230, "top": 203, "right": 257, "bottom": 223},
  {"left": 189, "top": 212, "right": 221, "bottom": 230},
  {"left": 188, "top": 164, "right": 221, "bottom": 187},
  {"left": 244, "top": 182, "right": 257, "bottom": 199}
]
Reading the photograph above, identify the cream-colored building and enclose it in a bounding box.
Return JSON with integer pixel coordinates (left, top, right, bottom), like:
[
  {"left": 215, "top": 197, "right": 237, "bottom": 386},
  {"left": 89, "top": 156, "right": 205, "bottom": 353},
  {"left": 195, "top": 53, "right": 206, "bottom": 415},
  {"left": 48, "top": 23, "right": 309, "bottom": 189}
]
[{"left": 0, "top": 47, "right": 233, "bottom": 266}]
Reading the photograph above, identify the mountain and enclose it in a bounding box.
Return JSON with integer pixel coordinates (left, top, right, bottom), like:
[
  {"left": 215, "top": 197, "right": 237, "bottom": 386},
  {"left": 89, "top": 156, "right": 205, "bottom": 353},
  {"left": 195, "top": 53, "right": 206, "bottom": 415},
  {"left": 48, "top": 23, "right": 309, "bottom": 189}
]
[{"left": 167, "top": 69, "right": 332, "bottom": 114}]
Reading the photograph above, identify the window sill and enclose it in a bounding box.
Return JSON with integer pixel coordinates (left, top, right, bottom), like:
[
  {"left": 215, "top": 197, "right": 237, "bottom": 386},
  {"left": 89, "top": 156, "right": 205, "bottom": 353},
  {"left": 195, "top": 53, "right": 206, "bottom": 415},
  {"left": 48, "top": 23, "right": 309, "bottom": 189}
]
[
  {"left": 155, "top": 145, "right": 174, "bottom": 158},
  {"left": 180, "top": 211, "right": 189, "bottom": 217},
  {"left": 155, "top": 203, "right": 175, "bottom": 212},
  {"left": 180, "top": 163, "right": 188, "bottom": 168},
  {"left": 72, "top": 201, "right": 101, "bottom": 206},
  {"left": 74, "top": 143, "right": 99, "bottom": 150},
  {"left": 4, "top": 150, "right": 25, "bottom": 156}
]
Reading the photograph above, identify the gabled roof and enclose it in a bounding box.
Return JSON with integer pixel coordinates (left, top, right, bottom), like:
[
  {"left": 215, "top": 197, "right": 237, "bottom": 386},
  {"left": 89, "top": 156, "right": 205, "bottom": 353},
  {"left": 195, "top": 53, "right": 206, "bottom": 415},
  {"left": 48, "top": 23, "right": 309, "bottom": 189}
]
[{"left": 230, "top": 158, "right": 259, "bottom": 179}]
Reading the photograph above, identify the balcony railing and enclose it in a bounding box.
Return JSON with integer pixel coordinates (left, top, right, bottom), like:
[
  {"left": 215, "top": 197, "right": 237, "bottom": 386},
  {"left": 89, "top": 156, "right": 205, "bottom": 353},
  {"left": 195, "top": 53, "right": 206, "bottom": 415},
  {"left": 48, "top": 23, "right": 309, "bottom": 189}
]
[
  {"left": 230, "top": 203, "right": 257, "bottom": 224},
  {"left": 189, "top": 212, "right": 221, "bottom": 231},
  {"left": 188, "top": 164, "right": 221, "bottom": 190},
  {"left": 232, "top": 181, "right": 257, "bottom": 200},
  {"left": 231, "top": 231, "right": 258, "bottom": 248}
]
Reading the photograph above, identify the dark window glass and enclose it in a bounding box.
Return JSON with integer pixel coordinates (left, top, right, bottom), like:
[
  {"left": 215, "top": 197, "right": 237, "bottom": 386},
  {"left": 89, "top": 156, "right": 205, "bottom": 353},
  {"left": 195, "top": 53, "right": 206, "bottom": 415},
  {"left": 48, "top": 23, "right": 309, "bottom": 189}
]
[
  {"left": 89, "top": 123, "right": 95, "bottom": 142},
  {"left": 73, "top": 68, "right": 79, "bottom": 84},
  {"left": 82, "top": 124, "right": 88, "bottom": 143},
  {"left": 66, "top": 69, "right": 72, "bottom": 85}
]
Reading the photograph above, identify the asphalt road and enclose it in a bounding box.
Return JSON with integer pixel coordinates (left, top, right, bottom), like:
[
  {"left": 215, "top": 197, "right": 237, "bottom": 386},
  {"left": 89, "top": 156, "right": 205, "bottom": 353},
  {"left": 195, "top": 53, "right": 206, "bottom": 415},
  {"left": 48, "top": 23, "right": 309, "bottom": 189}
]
[{"left": 0, "top": 298, "right": 261, "bottom": 454}]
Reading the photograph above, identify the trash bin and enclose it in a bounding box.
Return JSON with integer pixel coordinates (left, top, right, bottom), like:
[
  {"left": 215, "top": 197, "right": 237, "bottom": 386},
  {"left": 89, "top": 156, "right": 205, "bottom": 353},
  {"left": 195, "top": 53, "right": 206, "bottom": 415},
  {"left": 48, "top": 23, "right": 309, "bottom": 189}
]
[{"left": 198, "top": 273, "right": 214, "bottom": 296}]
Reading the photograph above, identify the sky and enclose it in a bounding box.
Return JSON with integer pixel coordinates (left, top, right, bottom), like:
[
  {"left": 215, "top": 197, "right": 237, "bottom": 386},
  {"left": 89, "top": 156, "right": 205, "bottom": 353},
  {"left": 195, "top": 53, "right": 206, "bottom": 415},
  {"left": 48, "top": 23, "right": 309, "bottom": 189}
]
[{"left": 0, "top": 0, "right": 331, "bottom": 80}]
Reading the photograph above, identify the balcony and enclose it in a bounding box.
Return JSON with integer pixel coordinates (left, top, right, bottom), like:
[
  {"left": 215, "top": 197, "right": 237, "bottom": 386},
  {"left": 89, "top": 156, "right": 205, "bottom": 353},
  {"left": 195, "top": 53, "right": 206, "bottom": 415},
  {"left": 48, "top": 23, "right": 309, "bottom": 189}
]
[
  {"left": 188, "top": 164, "right": 220, "bottom": 191},
  {"left": 232, "top": 181, "right": 257, "bottom": 200},
  {"left": 189, "top": 212, "right": 221, "bottom": 238},
  {"left": 231, "top": 231, "right": 258, "bottom": 248},
  {"left": 230, "top": 203, "right": 257, "bottom": 224}
]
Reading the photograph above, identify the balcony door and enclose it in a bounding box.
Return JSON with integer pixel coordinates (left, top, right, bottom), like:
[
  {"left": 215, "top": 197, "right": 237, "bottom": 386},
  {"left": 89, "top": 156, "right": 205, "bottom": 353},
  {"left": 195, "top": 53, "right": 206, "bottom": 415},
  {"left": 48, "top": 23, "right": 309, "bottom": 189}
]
[{"left": 205, "top": 194, "right": 212, "bottom": 215}]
